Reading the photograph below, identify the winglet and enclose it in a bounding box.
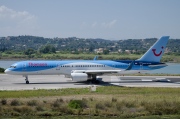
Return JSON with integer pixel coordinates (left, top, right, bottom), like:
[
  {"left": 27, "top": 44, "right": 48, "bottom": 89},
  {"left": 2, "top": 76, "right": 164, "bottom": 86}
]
[
  {"left": 126, "top": 60, "right": 134, "bottom": 70},
  {"left": 93, "top": 56, "right": 98, "bottom": 60}
]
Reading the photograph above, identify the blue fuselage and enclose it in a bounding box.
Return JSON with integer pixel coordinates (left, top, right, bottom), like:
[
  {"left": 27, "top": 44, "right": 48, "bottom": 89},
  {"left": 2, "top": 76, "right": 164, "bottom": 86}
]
[{"left": 5, "top": 60, "right": 166, "bottom": 75}]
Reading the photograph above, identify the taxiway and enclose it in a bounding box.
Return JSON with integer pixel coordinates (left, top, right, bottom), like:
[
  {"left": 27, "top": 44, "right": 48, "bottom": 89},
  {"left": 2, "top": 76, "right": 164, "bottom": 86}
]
[{"left": 0, "top": 74, "right": 180, "bottom": 90}]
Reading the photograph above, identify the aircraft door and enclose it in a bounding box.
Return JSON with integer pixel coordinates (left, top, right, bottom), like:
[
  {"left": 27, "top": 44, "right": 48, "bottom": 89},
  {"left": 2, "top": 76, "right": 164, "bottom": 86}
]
[
  {"left": 22, "top": 63, "right": 26, "bottom": 71},
  {"left": 56, "top": 64, "right": 61, "bottom": 70},
  {"left": 140, "top": 62, "right": 143, "bottom": 70},
  {"left": 112, "top": 64, "right": 115, "bottom": 68}
]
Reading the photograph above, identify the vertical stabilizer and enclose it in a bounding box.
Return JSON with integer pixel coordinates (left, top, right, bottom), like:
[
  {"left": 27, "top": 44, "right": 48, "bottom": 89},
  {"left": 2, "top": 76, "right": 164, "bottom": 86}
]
[{"left": 137, "top": 36, "right": 169, "bottom": 62}]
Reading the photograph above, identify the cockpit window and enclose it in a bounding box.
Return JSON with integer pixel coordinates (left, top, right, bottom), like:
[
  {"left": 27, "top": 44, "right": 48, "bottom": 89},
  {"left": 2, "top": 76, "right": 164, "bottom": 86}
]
[
  {"left": 10, "top": 66, "right": 16, "bottom": 68},
  {"left": 10, "top": 63, "right": 17, "bottom": 68}
]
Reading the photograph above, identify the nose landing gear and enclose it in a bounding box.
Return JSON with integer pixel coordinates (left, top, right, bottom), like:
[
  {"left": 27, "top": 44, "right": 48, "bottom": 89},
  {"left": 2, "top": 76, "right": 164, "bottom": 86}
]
[{"left": 23, "top": 75, "right": 29, "bottom": 84}]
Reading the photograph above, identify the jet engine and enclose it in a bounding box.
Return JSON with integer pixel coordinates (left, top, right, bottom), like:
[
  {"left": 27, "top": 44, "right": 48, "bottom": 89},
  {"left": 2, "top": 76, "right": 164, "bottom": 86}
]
[{"left": 71, "top": 73, "right": 88, "bottom": 82}]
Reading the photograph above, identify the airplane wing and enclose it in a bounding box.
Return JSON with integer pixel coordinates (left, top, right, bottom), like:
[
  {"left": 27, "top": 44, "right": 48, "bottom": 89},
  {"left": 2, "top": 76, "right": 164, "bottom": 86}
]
[
  {"left": 85, "top": 70, "right": 122, "bottom": 74},
  {"left": 71, "top": 70, "right": 122, "bottom": 75}
]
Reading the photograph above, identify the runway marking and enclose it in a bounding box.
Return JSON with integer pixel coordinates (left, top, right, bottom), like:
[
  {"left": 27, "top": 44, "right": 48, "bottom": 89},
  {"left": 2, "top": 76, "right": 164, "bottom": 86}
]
[{"left": 141, "top": 79, "right": 153, "bottom": 81}]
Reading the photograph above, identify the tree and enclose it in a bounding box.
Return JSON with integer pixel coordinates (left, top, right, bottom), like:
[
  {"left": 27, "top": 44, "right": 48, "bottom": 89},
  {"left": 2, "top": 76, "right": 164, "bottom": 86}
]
[
  {"left": 24, "top": 48, "right": 36, "bottom": 55},
  {"left": 103, "top": 50, "right": 109, "bottom": 55},
  {"left": 39, "top": 44, "right": 56, "bottom": 54}
]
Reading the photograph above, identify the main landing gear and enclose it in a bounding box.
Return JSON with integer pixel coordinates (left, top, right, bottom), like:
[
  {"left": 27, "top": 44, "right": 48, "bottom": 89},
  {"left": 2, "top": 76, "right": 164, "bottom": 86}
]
[
  {"left": 23, "top": 75, "right": 29, "bottom": 84},
  {"left": 90, "top": 74, "right": 100, "bottom": 84}
]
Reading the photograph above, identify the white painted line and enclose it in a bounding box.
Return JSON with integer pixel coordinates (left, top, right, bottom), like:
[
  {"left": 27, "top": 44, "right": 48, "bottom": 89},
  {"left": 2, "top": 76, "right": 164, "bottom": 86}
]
[{"left": 141, "top": 79, "right": 153, "bottom": 81}]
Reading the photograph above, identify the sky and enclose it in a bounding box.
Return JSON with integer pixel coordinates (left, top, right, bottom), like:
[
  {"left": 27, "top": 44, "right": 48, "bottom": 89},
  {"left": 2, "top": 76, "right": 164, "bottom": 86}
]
[{"left": 0, "top": 0, "right": 180, "bottom": 39}]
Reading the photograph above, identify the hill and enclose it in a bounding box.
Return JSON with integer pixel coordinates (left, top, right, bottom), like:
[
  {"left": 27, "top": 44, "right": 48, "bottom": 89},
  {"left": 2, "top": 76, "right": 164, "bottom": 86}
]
[{"left": 0, "top": 36, "right": 180, "bottom": 55}]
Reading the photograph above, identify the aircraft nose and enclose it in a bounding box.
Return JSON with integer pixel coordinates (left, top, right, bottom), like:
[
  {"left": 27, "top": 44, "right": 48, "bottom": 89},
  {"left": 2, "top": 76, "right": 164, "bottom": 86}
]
[{"left": 5, "top": 69, "right": 10, "bottom": 74}]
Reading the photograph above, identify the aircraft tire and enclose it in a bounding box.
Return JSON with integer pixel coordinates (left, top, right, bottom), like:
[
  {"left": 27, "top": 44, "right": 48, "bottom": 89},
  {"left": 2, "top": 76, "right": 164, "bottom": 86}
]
[
  {"left": 91, "top": 80, "right": 100, "bottom": 84},
  {"left": 95, "top": 80, "right": 100, "bottom": 84}
]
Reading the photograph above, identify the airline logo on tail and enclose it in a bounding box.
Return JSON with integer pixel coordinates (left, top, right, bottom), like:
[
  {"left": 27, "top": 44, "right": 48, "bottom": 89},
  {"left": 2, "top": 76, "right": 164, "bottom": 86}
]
[
  {"left": 137, "top": 36, "right": 169, "bottom": 62},
  {"left": 152, "top": 46, "right": 164, "bottom": 56}
]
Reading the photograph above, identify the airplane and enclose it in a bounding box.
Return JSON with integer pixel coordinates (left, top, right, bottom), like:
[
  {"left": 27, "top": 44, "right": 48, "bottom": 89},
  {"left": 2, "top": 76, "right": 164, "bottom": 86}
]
[{"left": 5, "top": 36, "right": 170, "bottom": 84}]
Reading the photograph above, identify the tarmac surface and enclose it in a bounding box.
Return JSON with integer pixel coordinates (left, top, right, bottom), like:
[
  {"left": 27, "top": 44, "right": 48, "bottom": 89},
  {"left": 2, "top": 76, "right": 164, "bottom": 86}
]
[{"left": 0, "top": 74, "right": 180, "bottom": 90}]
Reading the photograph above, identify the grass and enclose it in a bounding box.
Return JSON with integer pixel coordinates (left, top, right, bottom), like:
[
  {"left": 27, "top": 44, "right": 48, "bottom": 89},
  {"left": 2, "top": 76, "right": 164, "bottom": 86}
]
[
  {"left": 0, "top": 86, "right": 180, "bottom": 98},
  {"left": 0, "top": 86, "right": 180, "bottom": 118},
  {"left": 0, "top": 88, "right": 90, "bottom": 98}
]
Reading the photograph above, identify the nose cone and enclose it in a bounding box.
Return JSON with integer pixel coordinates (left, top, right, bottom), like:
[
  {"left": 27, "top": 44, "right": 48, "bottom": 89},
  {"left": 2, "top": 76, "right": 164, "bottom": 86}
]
[{"left": 5, "top": 69, "right": 10, "bottom": 74}]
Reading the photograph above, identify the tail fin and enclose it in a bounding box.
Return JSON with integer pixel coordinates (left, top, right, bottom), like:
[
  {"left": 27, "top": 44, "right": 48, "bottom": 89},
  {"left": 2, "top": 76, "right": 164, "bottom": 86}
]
[{"left": 137, "top": 36, "right": 170, "bottom": 62}]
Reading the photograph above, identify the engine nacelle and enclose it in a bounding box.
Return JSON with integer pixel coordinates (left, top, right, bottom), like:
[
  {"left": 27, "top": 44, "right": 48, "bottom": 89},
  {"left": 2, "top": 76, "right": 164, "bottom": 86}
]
[{"left": 71, "top": 73, "right": 88, "bottom": 82}]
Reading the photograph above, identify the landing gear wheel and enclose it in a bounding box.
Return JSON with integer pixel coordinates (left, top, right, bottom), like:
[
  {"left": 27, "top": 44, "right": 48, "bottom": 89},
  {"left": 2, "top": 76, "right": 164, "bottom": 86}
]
[
  {"left": 24, "top": 75, "right": 29, "bottom": 84},
  {"left": 95, "top": 80, "right": 100, "bottom": 84},
  {"left": 90, "top": 74, "right": 100, "bottom": 84},
  {"left": 91, "top": 80, "right": 95, "bottom": 84},
  {"left": 26, "top": 81, "right": 29, "bottom": 84},
  {"left": 91, "top": 80, "right": 100, "bottom": 84}
]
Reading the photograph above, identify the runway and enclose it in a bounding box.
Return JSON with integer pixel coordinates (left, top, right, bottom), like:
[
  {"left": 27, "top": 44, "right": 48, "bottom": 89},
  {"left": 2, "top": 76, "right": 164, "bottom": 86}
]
[{"left": 0, "top": 74, "right": 180, "bottom": 90}]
